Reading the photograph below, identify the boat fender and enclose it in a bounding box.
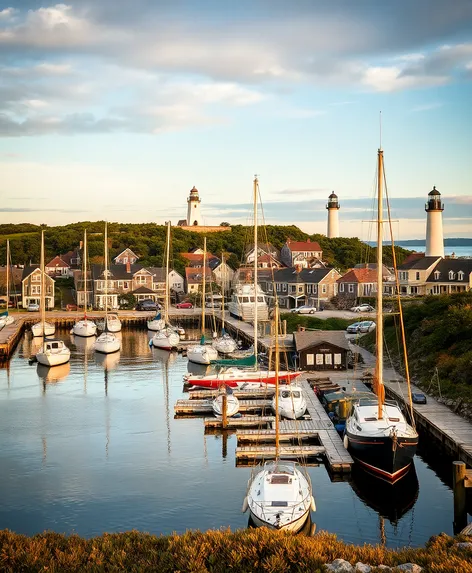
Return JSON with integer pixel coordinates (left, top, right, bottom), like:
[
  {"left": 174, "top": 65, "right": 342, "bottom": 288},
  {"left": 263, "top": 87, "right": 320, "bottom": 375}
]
[
  {"left": 310, "top": 496, "right": 316, "bottom": 512},
  {"left": 343, "top": 434, "right": 349, "bottom": 449},
  {"left": 241, "top": 497, "right": 248, "bottom": 513}
]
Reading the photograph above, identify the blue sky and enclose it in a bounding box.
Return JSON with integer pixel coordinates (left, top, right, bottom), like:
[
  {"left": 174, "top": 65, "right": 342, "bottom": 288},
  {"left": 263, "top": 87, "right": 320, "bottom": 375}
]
[{"left": 0, "top": 0, "right": 471, "bottom": 239}]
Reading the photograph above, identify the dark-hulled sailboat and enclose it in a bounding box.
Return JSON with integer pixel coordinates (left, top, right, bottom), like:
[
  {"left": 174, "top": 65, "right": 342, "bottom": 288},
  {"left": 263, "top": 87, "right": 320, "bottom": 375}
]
[{"left": 343, "top": 146, "right": 418, "bottom": 483}]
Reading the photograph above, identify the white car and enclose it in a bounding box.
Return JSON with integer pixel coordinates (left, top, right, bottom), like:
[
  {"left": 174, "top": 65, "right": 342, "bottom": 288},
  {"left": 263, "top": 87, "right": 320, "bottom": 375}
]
[
  {"left": 350, "top": 304, "right": 374, "bottom": 313},
  {"left": 347, "top": 320, "right": 376, "bottom": 334},
  {"left": 27, "top": 302, "right": 40, "bottom": 312},
  {"left": 291, "top": 305, "right": 317, "bottom": 314}
]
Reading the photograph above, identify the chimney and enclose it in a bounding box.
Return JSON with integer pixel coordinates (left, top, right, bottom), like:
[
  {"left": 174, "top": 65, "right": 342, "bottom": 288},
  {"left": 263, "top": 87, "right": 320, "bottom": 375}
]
[
  {"left": 126, "top": 261, "right": 131, "bottom": 274},
  {"left": 79, "top": 240, "right": 83, "bottom": 250},
  {"left": 295, "top": 263, "right": 303, "bottom": 273}
]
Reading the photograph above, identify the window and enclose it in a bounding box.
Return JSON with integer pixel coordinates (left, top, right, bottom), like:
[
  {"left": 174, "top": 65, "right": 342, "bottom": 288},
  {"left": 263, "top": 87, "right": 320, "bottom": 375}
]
[
  {"left": 334, "top": 354, "right": 342, "bottom": 365},
  {"left": 282, "top": 284, "right": 287, "bottom": 292},
  {"left": 458, "top": 271, "right": 464, "bottom": 281},
  {"left": 322, "top": 284, "right": 327, "bottom": 294},
  {"left": 449, "top": 270, "right": 455, "bottom": 280},
  {"left": 340, "top": 284, "right": 344, "bottom": 293},
  {"left": 32, "top": 273, "right": 40, "bottom": 282},
  {"left": 306, "top": 284, "right": 311, "bottom": 294},
  {"left": 31, "top": 285, "right": 40, "bottom": 294},
  {"left": 312, "top": 285, "right": 317, "bottom": 294},
  {"left": 348, "top": 284, "right": 354, "bottom": 293},
  {"left": 298, "top": 285, "right": 303, "bottom": 293},
  {"left": 434, "top": 271, "right": 440, "bottom": 280},
  {"left": 416, "top": 272, "right": 420, "bottom": 280},
  {"left": 124, "top": 281, "right": 129, "bottom": 289},
  {"left": 306, "top": 354, "right": 314, "bottom": 366},
  {"left": 276, "top": 284, "right": 280, "bottom": 292}
]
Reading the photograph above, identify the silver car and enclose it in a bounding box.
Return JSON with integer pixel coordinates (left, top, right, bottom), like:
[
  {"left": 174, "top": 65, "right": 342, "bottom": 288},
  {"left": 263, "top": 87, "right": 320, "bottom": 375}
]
[{"left": 291, "top": 305, "right": 317, "bottom": 314}]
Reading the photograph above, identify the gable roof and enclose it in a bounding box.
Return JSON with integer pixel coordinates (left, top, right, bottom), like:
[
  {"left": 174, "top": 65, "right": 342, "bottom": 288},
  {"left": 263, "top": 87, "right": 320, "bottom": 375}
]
[
  {"left": 146, "top": 267, "right": 166, "bottom": 282},
  {"left": 427, "top": 259, "right": 472, "bottom": 282},
  {"left": 61, "top": 250, "right": 80, "bottom": 266},
  {"left": 398, "top": 255, "right": 441, "bottom": 271},
  {"left": 22, "top": 265, "right": 40, "bottom": 280},
  {"left": 285, "top": 238, "right": 322, "bottom": 252},
  {"left": 91, "top": 263, "right": 143, "bottom": 280},
  {"left": 132, "top": 286, "right": 155, "bottom": 294},
  {"left": 293, "top": 330, "right": 351, "bottom": 352},
  {"left": 46, "top": 256, "right": 70, "bottom": 268},
  {"left": 337, "top": 268, "right": 378, "bottom": 283},
  {"left": 270, "top": 267, "right": 332, "bottom": 284},
  {"left": 185, "top": 266, "right": 213, "bottom": 283},
  {"left": 113, "top": 248, "right": 139, "bottom": 262},
  {"left": 244, "top": 242, "right": 279, "bottom": 256},
  {"left": 0, "top": 267, "right": 23, "bottom": 289}
]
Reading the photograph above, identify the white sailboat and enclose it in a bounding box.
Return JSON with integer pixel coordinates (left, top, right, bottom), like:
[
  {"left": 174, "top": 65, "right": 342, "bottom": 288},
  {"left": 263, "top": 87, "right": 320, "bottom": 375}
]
[
  {"left": 272, "top": 384, "right": 307, "bottom": 420},
  {"left": 152, "top": 221, "right": 180, "bottom": 350},
  {"left": 72, "top": 230, "right": 97, "bottom": 337},
  {"left": 187, "top": 237, "right": 218, "bottom": 365},
  {"left": 212, "top": 384, "right": 240, "bottom": 417},
  {"left": 93, "top": 223, "right": 121, "bottom": 355},
  {"left": 184, "top": 177, "right": 300, "bottom": 389},
  {"left": 147, "top": 310, "right": 165, "bottom": 332},
  {"left": 36, "top": 231, "right": 70, "bottom": 367},
  {"left": 243, "top": 301, "right": 315, "bottom": 531},
  {"left": 343, "top": 145, "right": 418, "bottom": 483},
  {"left": 32, "top": 233, "right": 55, "bottom": 338},
  {"left": 0, "top": 240, "right": 15, "bottom": 329},
  {"left": 212, "top": 253, "right": 237, "bottom": 355}
]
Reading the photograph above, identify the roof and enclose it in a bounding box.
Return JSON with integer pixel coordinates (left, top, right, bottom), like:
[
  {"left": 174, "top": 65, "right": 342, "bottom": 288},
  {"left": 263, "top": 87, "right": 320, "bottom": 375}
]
[
  {"left": 428, "top": 186, "right": 440, "bottom": 196},
  {"left": 46, "top": 256, "right": 70, "bottom": 268},
  {"left": 293, "top": 330, "right": 351, "bottom": 352},
  {"left": 398, "top": 256, "right": 442, "bottom": 271},
  {"left": 401, "top": 252, "right": 425, "bottom": 266},
  {"left": 426, "top": 259, "right": 472, "bottom": 282},
  {"left": 91, "top": 263, "right": 143, "bottom": 280},
  {"left": 270, "top": 267, "right": 331, "bottom": 284},
  {"left": 353, "top": 263, "right": 391, "bottom": 275},
  {"left": 61, "top": 249, "right": 80, "bottom": 266},
  {"left": 113, "top": 248, "right": 139, "bottom": 261},
  {"left": 0, "top": 267, "right": 23, "bottom": 288},
  {"left": 22, "top": 265, "right": 40, "bottom": 280},
  {"left": 337, "top": 268, "right": 378, "bottom": 283},
  {"left": 146, "top": 267, "right": 166, "bottom": 282},
  {"left": 181, "top": 252, "right": 218, "bottom": 262},
  {"left": 245, "top": 242, "right": 279, "bottom": 255},
  {"left": 185, "top": 266, "right": 213, "bottom": 283},
  {"left": 328, "top": 192, "right": 338, "bottom": 199},
  {"left": 133, "top": 286, "right": 155, "bottom": 294},
  {"left": 285, "top": 238, "right": 322, "bottom": 252},
  {"left": 177, "top": 219, "right": 188, "bottom": 226}
]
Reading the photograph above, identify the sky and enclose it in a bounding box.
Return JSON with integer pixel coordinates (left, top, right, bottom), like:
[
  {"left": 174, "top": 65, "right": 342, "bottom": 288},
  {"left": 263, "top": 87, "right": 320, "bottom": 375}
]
[{"left": 0, "top": 0, "right": 471, "bottom": 240}]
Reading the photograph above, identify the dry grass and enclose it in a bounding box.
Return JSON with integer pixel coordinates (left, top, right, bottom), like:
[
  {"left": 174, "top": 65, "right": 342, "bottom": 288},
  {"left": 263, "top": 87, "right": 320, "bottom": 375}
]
[{"left": 1, "top": 528, "right": 472, "bottom": 572}]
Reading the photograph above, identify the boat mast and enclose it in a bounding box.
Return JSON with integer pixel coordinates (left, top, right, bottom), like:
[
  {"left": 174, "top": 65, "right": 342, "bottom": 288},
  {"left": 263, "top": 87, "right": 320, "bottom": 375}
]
[
  {"left": 83, "top": 230, "right": 87, "bottom": 321},
  {"left": 221, "top": 252, "right": 225, "bottom": 331},
  {"left": 6, "top": 240, "right": 9, "bottom": 313},
  {"left": 165, "top": 220, "right": 171, "bottom": 324},
  {"left": 201, "top": 237, "right": 207, "bottom": 337},
  {"left": 376, "top": 148, "right": 384, "bottom": 420},
  {"left": 40, "top": 230, "right": 45, "bottom": 339},
  {"left": 274, "top": 299, "right": 280, "bottom": 456},
  {"left": 253, "top": 176, "right": 258, "bottom": 366},
  {"left": 104, "top": 222, "right": 108, "bottom": 324}
]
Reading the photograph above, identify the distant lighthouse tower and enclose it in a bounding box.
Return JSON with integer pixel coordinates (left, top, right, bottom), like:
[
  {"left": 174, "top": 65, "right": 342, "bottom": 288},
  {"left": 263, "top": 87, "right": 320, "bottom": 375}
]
[
  {"left": 326, "top": 191, "right": 340, "bottom": 238},
  {"left": 425, "top": 186, "right": 444, "bottom": 258},
  {"left": 187, "top": 186, "right": 202, "bottom": 226}
]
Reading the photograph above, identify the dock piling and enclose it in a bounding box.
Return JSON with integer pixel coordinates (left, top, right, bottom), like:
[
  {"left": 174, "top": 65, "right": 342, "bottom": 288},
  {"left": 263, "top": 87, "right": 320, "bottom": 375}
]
[{"left": 453, "top": 460, "right": 468, "bottom": 534}]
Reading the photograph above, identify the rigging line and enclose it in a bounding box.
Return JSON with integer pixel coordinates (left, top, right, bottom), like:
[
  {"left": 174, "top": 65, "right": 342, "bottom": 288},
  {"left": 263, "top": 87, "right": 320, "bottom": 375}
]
[{"left": 383, "top": 165, "right": 416, "bottom": 430}]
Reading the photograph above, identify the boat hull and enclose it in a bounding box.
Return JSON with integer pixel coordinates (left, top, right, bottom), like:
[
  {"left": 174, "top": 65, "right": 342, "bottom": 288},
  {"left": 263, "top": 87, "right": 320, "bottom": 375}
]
[
  {"left": 187, "top": 345, "right": 218, "bottom": 365},
  {"left": 185, "top": 370, "right": 300, "bottom": 390},
  {"left": 147, "top": 318, "right": 166, "bottom": 332},
  {"left": 212, "top": 337, "right": 237, "bottom": 355},
  {"left": 32, "top": 322, "right": 55, "bottom": 337},
  {"left": 72, "top": 320, "right": 97, "bottom": 337},
  {"left": 345, "top": 431, "right": 417, "bottom": 483},
  {"left": 212, "top": 394, "right": 240, "bottom": 417},
  {"left": 93, "top": 333, "right": 121, "bottom": 354},
  {"left": 152, "top": 330, "right": 179, "bottom": 350}
]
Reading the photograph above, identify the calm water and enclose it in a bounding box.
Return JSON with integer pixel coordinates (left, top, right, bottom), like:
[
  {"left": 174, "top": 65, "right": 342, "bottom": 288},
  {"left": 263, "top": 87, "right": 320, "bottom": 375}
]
[
  {"left": 396, "top": 244, "right": 472, "bottom": 257},
  {"left": 0, "top": 327, "right": 465, "bottom": 548}
]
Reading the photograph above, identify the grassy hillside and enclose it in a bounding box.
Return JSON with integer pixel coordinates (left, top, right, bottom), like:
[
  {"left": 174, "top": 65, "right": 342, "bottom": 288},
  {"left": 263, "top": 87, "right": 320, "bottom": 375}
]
[{"left": 362, "top": 292, "right": 472, "bottom": 406}]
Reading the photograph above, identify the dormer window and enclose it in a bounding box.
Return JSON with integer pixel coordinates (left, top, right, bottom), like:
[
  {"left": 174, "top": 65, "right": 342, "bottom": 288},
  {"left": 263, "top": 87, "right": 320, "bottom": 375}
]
[
  {"left": 458, "top": 271, "right": 464, "bottom": 281},
  {"left": 434, "top": 271, "right": 440, "bottom": 280},
  {"left": 449, "top": 270, "right": 455, "bottom": 280}
]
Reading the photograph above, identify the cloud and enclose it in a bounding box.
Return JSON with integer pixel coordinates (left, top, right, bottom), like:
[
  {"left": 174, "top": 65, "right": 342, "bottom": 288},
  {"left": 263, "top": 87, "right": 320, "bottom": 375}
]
[{"left": 410, "top": 102, "right": 443, "bottom": 112}]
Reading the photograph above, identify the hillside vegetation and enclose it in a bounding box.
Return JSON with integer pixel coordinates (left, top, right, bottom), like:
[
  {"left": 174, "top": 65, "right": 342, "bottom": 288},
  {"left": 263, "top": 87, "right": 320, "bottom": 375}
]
[
  {"left": 0, "top": 222, "right": 410, "bottom": 276},
  {"left": 363, "top": 292, "right": 472, "bottom": 406}
]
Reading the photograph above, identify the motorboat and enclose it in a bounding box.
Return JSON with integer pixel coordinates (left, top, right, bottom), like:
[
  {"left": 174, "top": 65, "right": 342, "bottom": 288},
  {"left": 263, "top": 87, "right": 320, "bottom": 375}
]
[
  {"left": 36, "top": 338, "right": 71, "bottom": 367},
  {"left": 272, "top": 385, "right": 307, "bottom": 420},
  {"left": 212, "top": 385, "right": 240, "bottom": 417}
]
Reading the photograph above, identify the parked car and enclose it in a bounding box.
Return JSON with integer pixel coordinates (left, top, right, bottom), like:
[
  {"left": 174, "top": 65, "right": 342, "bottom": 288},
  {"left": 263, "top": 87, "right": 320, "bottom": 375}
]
[
  {"left": 350, "top": 304, "right": 375, "bottom": 313},
  {"left": 346, "top": 320, "right": 376, "bottom": 334},
  {"left": 205, "top": 301, "right": 222, "bottom": 309},
  {"left": 136, "top": 299, "right": 160, "bottom": 311},
  {"left": 290, "top": 305, "right": 317, "bottom": 314},
  {"left": 412, "top": 392, "right": 427, "bottom": 404},
  {"left": 176, "top": 301, "right": 193, "bottom": 309},
  {"left": 27, "top": 302, "right": 40, "bottom": 312}
]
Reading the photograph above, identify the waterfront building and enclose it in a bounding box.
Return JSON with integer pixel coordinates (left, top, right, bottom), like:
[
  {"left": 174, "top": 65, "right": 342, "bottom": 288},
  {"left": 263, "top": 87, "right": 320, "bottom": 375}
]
[{"left": 280, "top": 238, "right": 323, "bottom": 268}]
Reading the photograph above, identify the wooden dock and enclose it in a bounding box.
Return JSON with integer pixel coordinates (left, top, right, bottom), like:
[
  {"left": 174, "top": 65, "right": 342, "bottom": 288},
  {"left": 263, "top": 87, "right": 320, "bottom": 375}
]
[
  {"left": 0, "top": 318, "right": 26, "bottom": 360},
  {"left": 175, "top": 398, "right": 272, "bottom": 415},
  {"left": 188, "top": 388, "right": 275, "bottom": 400},
  {"left": 235, "top": 444, "right": 325, "bottom": 461},
  {"left": 204, "top": 415, "right": 276, "bottom": 429}
]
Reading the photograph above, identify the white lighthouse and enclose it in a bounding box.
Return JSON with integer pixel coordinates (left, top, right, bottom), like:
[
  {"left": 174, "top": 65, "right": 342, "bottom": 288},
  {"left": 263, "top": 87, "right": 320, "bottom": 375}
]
[
  {"left": 186, "top": 186, "right": 202, "bottom": 226},
  {"left": 326, "top": 191, "right": 340, "bottom": 238},
  {"left": 425, "top": 186, "right": 444, "bottom": 258}
]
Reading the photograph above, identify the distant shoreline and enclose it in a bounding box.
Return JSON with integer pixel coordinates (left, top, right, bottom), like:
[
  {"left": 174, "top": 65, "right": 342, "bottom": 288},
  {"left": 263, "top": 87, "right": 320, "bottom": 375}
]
[{"left": 374, "top": 238, "right": 472, "bottom": 246}]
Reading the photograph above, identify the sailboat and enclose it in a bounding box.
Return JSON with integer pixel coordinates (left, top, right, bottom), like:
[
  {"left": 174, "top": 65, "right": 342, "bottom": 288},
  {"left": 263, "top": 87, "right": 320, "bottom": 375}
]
[
  {"left": 31, "top": 233, "right": 55, "bottom": 337},
  {"left": 35, "top": 231, "right": 71, "bottom": 367},
  {"left": 212, "top": 384, "right": 240, "bottom": 417},
  {"left": 186, "top": 237, "right": 218, "bottom": 365},
  {"left": 242, "top": 300, "right": 315, "bottom": 531},
  {"left": 93, "top": 223, "right": 121, "bottom": 354},
  {"left": 72, "top": 230, "right": 97, "bottom": 337},
  {"left": 184, "top": 177, "right": 299, "bottom": 389},
  {"left": 152, "top": 221, "right": 180, "bottom": 350},
  {"left": 212, "top": 254, "right": 237, "bottom": 355},
  {"left": 343, "top": 145, "right": 418, "bottom": 483},
  {"left": 0, "top": 240, "right": 15, "bottom": 329}
]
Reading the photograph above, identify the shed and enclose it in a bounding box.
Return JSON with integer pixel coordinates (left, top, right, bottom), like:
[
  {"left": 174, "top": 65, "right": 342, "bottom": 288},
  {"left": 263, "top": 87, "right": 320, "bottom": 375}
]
[{"left": 293, "top": 330, "right": 350, "bottom": 371}]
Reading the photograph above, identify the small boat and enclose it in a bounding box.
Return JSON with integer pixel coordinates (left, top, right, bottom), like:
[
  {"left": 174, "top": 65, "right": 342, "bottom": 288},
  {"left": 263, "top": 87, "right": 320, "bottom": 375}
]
[
  {"left": 93, "top": 223, "right": 121, "bottom": 355},
  {"left": 212, "top": 385, "right": 240, "bottom": 417},
  {"left": 272, "top": 385, "right": 307, "bottom": 420},
  {"left": 32, "top": 321, "right": 55, "bottom": 337},
  {"left": 184, "top": 367, "right": 300, "bottom": 389},
  {"left": 72, "top": 230, "right": 97, "bottom": 337},
  {"left": 0, "top": 241, "right": 15, "bottom": 329},
  {"left": 147, "top": 311, "right": 166, "bottom": 332},
  {"left": 151, "top": 221, "right": 180, "bottom": 350},
  {"left": 105, "top": 313, "right": 122, "bottom": 333},
  {"left": 36, "top": 338, "right": 71, "bottom": 367},
  {"left": 0, "top": 311, "right": 14, "bottom": 329},
  {"left": 212, "top": 330, "right": 238, "bottom": 355}
]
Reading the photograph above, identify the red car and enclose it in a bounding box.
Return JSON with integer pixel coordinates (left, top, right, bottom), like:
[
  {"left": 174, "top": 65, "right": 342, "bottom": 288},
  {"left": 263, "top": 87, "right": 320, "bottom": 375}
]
[{"left": 175, "top": 301, "right": 193, "bottom": 309}]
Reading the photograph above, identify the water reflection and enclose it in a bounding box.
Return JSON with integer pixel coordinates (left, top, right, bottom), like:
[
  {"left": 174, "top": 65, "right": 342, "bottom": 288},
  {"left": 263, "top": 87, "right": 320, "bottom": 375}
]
[
  {"left": 71, "top": 334, "right": 96, "bottom": 354},
  {"left": 350, "top": 464, "right": 419, "bottom": 526},
  {"left": 37, "top": 362, "right": 71, "bottom": 384},
  {"left": 248, "top": 514, "right": 316, "bottom": 536},
  {"left": 95, "top": 351, "right": 121, "bottom": 371}
]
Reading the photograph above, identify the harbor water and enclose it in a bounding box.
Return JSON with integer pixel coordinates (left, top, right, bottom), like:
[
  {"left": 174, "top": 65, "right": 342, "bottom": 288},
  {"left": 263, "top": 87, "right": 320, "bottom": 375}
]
[{"left": 0, "top": 326, "right": 462, "bottom": 548}]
